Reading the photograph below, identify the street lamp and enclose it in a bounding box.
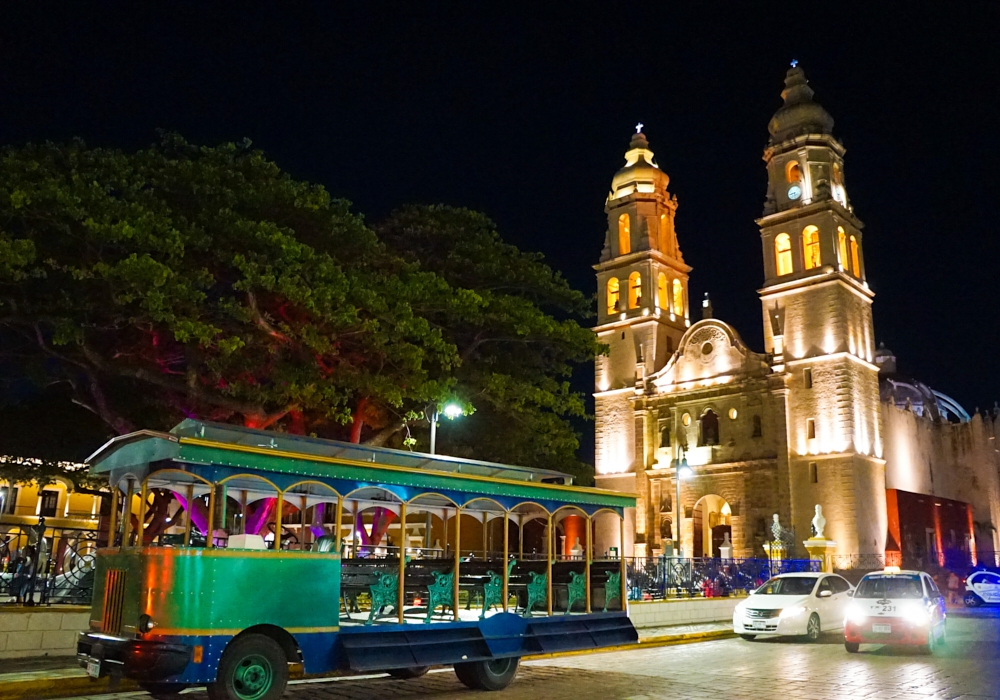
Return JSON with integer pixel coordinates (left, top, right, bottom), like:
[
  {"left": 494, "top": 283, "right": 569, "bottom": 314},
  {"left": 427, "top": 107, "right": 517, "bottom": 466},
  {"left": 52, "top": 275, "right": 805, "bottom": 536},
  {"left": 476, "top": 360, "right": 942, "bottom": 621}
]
[
  {"left": 672, "top": 447, "right": 692, "bottom": 556},
  {"left": 429, "top": 402, "right": 465, "bottom": 455}
]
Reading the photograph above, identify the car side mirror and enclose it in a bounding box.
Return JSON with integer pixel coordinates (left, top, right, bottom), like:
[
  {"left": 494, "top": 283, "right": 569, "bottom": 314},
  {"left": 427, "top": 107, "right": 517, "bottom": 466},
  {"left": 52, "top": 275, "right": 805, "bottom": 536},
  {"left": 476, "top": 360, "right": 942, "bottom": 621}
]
[{"left": 818, "top": 590, "right": 833, "bottom": 598}]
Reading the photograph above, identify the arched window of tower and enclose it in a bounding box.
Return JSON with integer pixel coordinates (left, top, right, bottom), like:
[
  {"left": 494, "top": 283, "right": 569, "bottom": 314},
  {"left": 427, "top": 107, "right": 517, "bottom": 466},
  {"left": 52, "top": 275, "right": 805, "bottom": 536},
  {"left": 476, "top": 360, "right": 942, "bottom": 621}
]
[
  {"left": 786, "top": 160, "right": 802, "bottom": 183},
  {"left": 628, "top": 272, "right": 642, "bottom": 309},
  {"left": 774, "top": 233, "right": 793, "bottom": 276},
  {"left": 606, "top": 277, "right": 620, "bottom": 315},
  {"left": 657, "top": 273, "right": 668, "bottom": 309},
  {"left": 802, "top": 225, "right": 821, "bottom": 269},
  {"left": 850, "top": 235, "right": 861, "bottom": 277},
  {"left": 700, "top": 410, "right": 720, "bottom": 446},
  {"left": 751, "top": 415, "right": 763, "bottom": 438},
  {"left": 838, "top": 227, "right": 849, "bottom": 271},
  {"left": 672, "top": 279, "right": 683, "bottom": 317},
  {"left": 618, "top": 213, "right": 631, "bottom": 255}
]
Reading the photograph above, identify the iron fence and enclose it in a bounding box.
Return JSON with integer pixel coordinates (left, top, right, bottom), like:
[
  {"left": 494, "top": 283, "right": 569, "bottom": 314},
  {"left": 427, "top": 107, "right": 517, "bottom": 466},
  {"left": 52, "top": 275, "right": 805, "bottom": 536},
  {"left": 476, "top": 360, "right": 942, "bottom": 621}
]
[
  {"left": 1, "top": 520, "right": 99, "bottom": 606},
  {"left": 625, "top": 556, "right": 821, "bottom": 600}
]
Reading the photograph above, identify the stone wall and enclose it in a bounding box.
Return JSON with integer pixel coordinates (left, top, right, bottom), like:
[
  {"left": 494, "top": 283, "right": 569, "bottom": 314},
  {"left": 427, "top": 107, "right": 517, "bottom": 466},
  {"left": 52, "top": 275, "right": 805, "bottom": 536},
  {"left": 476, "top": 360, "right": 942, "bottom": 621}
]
[
  {"left": 627, "top": 596, "right": 742, "bottom": 629},
  {"left": 0, "top": 607, "right": 89, "bottom": 659}
]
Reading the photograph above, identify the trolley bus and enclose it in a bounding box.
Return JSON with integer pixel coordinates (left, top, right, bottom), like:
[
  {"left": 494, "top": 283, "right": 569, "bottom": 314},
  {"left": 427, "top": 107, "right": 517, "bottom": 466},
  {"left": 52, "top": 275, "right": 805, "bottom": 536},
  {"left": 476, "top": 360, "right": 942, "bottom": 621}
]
[{"left": 77, "top": 420, "right": 637, "bottom": 699}]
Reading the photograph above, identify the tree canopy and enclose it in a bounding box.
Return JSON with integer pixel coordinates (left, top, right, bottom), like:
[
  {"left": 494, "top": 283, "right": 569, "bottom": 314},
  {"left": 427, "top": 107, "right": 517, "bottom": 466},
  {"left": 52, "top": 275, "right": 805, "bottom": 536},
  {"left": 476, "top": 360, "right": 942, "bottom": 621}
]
[{"left": 0, "top": 136, "right": 601, "bottom": 484}]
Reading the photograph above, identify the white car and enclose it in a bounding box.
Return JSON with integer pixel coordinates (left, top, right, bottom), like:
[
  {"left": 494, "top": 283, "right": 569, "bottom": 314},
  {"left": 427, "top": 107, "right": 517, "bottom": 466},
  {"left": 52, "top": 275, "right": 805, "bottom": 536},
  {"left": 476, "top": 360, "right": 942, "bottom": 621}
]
[
  {"left": 734, "top": 572, "right": 853, "bottom": 641},
  {"left": 964, "top": 571, "right": 1000, "bottom": 607}
]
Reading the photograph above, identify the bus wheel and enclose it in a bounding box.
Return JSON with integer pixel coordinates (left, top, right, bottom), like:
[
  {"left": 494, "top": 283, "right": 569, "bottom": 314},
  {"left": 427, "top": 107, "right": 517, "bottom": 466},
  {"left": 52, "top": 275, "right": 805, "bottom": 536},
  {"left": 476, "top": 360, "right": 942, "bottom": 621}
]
[
  {"left": 387, "top": 666, "right": 430, "bottom": 679},
  {"left": 139, "top": 682, "right": 189, "bottom": 699},
  {"left": 454, "top": 657, "right": 519, "bottom": 691},
  {"left": 208, "top": 634, "right": 288, "bottom": 700}
]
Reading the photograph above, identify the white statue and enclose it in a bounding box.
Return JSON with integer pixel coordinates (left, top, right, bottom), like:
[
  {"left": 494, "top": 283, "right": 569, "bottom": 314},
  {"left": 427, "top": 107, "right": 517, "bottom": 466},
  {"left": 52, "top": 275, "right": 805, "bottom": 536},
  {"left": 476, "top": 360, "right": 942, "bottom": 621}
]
[
  {"left": 770, "top": 513, "right": 783, "bottom": 542},
  {"left": 811, "top": 504, "right": 827, "bottom": 539},
  {"left": 718, "top": 532, "right": 733, "bottom": 560},
  {"left": 721, "top": 532, "right": 732, "bottom": 548},
  {"left": 570, "top": 536, "right": 584, "bottom": 558}
]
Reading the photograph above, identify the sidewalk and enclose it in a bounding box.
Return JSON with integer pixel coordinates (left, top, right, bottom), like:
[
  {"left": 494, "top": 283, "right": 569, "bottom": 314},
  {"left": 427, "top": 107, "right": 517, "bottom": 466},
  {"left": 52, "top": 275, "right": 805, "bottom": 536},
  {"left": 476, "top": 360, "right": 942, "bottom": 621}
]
[{"left": 0, "top": 622, "right": 733, "bottom": 700}]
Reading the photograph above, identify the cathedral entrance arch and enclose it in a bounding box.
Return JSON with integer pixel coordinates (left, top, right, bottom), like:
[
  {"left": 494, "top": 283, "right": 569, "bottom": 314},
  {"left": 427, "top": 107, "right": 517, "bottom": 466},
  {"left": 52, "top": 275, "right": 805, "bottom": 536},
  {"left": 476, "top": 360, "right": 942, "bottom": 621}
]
[{"left": 692, "top": 495, "right": 732, "bottom": 558}]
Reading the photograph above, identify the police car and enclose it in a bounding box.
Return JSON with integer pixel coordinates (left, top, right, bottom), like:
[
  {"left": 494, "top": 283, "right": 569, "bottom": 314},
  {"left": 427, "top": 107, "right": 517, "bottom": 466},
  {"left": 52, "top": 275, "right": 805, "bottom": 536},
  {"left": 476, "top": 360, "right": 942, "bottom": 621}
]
[
  {"left": 843, "top": 567, "right": 946, "bottom": 653},
  {"left": 964, "top": 570, "right": 1000, "bottom": 607}
]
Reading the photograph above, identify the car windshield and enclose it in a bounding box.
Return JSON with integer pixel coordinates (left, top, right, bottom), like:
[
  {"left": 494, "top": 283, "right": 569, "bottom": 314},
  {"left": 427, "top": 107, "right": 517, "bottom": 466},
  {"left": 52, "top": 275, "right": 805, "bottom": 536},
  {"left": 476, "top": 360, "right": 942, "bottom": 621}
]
[
  {"left": 754, "top": 577, "right": 817, "bottom": 596},
  {"left": 855, "top": 575, "right": 923, "bottom": 599}
]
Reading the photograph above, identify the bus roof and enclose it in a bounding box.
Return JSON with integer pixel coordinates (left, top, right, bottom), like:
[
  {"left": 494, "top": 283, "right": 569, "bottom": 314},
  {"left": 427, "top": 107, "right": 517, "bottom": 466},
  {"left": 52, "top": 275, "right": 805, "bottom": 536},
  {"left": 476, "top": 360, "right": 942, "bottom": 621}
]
[{"left": 87, "top": 420, "right": 636, "bottom": 512}]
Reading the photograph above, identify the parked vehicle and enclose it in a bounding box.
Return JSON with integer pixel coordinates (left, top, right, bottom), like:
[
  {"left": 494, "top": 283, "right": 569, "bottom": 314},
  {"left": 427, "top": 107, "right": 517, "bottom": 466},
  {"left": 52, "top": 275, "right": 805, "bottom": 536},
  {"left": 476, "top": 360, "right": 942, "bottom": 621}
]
[
  {"left": 844, "top": 567, "right": 946, "bottom": 653},
  {"left": 75, "top": 420, "right": 638, "bottom": 699},
  {"left": 964, "top": 571, "right": 1000, "bottom": 607},
  {"left": 733, "top": 572, "right": 853, "bottom": 641}
]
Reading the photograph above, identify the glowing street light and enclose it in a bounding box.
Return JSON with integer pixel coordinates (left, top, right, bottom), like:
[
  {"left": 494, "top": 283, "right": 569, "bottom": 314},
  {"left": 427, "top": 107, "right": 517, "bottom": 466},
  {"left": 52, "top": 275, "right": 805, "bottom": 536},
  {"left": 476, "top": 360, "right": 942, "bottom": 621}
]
[
  {"left": 429, "top": 402, "right": 468, "bottom": 455},
  {"left": 672, "top": 448, "right": 693, "bottom": 556}
]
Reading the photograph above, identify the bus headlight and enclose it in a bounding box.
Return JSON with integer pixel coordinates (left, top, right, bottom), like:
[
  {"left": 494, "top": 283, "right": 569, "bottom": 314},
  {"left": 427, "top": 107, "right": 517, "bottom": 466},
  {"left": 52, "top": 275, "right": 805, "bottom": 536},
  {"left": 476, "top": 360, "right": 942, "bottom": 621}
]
[
  {"left": 779, "top": 606, "right": 806, "bottom": 619},
  {"left": 845, "top": 603, "right": 867, "bottom": 625}
]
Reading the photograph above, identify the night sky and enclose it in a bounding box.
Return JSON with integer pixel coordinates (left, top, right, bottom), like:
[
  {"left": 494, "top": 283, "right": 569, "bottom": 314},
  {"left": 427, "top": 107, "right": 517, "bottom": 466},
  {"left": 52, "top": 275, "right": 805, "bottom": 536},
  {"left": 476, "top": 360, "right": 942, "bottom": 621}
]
[{"left": 2, "top": 3, "right": 998, "bottom": 461}]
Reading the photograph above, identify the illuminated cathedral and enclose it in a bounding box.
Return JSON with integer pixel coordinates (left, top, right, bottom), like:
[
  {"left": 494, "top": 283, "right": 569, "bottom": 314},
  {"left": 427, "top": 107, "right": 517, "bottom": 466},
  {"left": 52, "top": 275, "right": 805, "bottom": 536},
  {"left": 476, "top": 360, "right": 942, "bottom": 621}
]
[{"left": 592, "top": 65, "right": 1000, "bottom": 568}]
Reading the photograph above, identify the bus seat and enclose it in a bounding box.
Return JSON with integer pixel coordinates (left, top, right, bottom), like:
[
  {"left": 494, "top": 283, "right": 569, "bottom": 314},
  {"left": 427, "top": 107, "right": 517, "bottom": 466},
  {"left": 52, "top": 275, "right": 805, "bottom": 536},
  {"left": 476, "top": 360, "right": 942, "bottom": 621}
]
[{"left": 228, "top": 534, "right": 267, "bottom": 550}]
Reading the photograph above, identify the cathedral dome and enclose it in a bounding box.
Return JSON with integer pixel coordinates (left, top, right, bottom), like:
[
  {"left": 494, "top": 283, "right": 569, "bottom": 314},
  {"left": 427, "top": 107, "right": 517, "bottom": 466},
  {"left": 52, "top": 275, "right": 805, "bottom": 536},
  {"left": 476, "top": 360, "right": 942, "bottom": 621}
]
[
  {"left": 768, "top": 65, "right": 834, "bottom": 144},
  {"left": 608, "top": 130, "right": 670, "bottom": 200}
]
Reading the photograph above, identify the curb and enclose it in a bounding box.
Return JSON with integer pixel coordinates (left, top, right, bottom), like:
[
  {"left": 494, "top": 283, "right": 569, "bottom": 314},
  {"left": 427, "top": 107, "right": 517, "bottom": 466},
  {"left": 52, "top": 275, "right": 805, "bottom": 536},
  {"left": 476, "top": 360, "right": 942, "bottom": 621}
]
[
  {"left": 0, "top": 672, "right": 138, "bottom": 700},
  {"left": 0, "top": 630, "right": 731, "bottom": 700},
  {"left": 521, "top": 628, "right": 735, "bottom": 661}
]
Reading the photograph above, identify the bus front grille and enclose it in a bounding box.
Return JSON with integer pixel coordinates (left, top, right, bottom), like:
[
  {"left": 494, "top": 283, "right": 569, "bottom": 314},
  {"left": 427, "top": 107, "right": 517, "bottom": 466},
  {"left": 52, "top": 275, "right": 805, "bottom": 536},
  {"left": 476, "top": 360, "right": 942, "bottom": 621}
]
[{"left": 101, "top": 569, "right": 126, "bottom": 634}]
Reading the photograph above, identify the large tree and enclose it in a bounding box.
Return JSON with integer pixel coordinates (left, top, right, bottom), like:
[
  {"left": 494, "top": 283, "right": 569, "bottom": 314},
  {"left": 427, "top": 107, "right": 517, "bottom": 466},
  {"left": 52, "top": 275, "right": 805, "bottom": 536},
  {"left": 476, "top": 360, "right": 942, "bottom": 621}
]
[
  {"left": 374, "top": 205, "right": 602, "bottom": 481},
  {"left": 0, "top": 138, "right": 601, "bottom": 489},
  {"left": 0, "top": 135, "right": 462, "bottom": 441}
]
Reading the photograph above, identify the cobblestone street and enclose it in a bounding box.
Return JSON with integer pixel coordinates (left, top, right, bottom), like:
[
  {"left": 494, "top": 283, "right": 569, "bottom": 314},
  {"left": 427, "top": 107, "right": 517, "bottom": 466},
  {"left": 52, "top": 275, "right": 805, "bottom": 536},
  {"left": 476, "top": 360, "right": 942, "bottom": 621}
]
[{"left": 59, "top": 614, "right": 1000, "bottom": 700}]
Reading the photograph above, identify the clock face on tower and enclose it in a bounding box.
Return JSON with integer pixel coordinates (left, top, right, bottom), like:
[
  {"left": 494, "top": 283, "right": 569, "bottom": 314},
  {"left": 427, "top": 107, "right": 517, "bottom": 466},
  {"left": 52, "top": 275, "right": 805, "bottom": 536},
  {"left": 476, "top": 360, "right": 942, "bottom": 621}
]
[{"left": 787, "top": 184, "right": 802, "bottom": 200}]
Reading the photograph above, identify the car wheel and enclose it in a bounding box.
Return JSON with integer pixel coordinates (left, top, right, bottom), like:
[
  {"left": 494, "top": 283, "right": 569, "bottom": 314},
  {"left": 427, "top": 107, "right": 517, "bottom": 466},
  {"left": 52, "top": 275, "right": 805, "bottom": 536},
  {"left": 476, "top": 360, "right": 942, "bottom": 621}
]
[
  {"left": 844, "top": 642, "right": 860, "bottom": 653},
  {"left": 139, "top": 683, "right": 189, "bottom": 700},
  {"left": 805, "top": 613, "right": 821, "bottom": 642},
  {"left": 207, "top": 634, "right": 288, "bottom": 700},
  {"left": 964, "top": 592, "right": 983, "bottom": 608},
  {"left": 454, "top": 657, "right": 519, "bottom": 691},
  {"left": 387, "top": 666, "right": 430, "bottom": 679},
  {"left": 739, "top": 634, "right": 756, "bottom": 641}
]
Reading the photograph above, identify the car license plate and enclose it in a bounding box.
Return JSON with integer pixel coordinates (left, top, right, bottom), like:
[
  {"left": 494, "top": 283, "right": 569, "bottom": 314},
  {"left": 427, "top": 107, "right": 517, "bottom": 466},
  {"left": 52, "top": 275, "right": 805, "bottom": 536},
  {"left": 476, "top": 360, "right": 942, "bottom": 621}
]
[
  {"left": 872, "top": 623, "right": 892, "bottom": 634},
  {"left": 751, "top": 620, "right": 767, "bottom": 630},
  {"left": 86, "top": 659, "right": 101, "bottom": 678}
]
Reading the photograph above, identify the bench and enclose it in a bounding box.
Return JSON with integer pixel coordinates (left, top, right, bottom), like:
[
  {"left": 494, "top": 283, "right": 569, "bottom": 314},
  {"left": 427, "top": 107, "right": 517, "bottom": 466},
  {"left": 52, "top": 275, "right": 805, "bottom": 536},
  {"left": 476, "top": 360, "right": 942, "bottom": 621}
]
[
  {"left": 566, "top": 570, "right": 586, "bottom": 613},
  {"left": 603, "top": 571, "right": 622, "bottom": 612},
  {"left": 481, "top": 559, "right": 515, "bottom": 619},
  {"left": 522, "top": 571, "right": 547, "bottom": 617},
  {"left": 365, "top": 572, "right": 399, "bottom": 626},
  {"left": 425, "top": 569, "right": 455, "bottom": 623}
]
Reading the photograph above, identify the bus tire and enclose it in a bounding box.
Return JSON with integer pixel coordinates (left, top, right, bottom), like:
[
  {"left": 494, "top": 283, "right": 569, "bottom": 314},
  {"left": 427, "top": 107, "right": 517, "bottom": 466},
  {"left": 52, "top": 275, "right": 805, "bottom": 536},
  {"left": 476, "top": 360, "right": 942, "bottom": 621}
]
[
  {"left": 139, "top": 682, "right": 189, "bottom": 699},
  {"left": 208, "top": 634, "right": 288, "bottom": 700},
  {"left": 454, "top": 657, "right": 519, "bottom": 691},
  {"left": 387, "top": 666, "right": 430, "bottom": 679}
]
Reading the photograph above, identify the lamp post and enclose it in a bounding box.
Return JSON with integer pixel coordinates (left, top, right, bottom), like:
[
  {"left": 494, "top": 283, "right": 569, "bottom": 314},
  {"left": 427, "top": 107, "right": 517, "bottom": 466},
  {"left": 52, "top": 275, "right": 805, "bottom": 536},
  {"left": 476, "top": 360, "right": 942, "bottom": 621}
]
[
  {"left": 429, "top": 402, "right": 465, "bottom": 455},
  {"left": 672, "top": 447, "right": 692, "bottom": 556}
]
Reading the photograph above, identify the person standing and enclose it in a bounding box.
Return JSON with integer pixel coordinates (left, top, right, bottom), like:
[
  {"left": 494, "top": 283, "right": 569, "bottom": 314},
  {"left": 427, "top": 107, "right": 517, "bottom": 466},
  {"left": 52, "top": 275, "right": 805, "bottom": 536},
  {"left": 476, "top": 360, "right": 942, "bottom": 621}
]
[{"left": 947, "top": 571, "right": 961, "bottom": 606}]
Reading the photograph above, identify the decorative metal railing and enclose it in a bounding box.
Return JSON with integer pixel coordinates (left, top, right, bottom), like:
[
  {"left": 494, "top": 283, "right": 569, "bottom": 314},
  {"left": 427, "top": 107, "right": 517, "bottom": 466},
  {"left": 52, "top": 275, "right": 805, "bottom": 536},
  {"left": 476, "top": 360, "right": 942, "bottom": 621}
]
[
  {"left": 1, "top": 523, "right": 100, "bottom": 606},
  {"left": 624, "top": 556, "right": 821, "bottom": 600},
  {"left": 830, "top": 553, "right": 887, "bottom": 571}
]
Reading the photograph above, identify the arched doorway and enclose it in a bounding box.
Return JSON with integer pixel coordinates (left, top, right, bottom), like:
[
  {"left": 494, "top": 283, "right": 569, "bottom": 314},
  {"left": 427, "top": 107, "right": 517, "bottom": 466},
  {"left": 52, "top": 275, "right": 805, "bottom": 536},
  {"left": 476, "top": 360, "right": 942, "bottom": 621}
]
[{"left": 692, "top": 495, "right": 731, "bottom": 558}]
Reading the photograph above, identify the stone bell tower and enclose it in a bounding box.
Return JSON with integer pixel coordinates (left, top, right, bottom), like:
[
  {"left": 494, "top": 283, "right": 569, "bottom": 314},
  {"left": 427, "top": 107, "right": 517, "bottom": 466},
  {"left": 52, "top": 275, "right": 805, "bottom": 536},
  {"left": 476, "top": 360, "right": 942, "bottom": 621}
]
[
  {"left": 757, "top": 65, "right": 886, "bottom": 556},
  {"left": 593, "top": 127, "right": 691, "bottom": 554}
]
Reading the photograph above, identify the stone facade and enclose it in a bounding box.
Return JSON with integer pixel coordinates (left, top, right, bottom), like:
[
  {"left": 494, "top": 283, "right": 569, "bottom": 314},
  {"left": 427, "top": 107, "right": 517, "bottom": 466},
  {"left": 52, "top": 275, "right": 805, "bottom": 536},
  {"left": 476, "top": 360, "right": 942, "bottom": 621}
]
[{"left": 593, "top": 67, "right": 1000, "bottom": 565}]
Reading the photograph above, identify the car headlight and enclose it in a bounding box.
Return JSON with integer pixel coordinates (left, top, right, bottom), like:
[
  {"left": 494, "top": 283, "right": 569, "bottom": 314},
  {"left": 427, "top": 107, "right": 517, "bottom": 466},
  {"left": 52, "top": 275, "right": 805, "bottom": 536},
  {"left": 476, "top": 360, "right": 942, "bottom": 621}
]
[
  {"left": 779, "top": 605, "right": 806, "bottom": 619},
  {"left": 845, "top": 602, "right": 867, "bottom": 625},
  {"left": 900, "top": 601, "right": 931, "bottom": 626}
]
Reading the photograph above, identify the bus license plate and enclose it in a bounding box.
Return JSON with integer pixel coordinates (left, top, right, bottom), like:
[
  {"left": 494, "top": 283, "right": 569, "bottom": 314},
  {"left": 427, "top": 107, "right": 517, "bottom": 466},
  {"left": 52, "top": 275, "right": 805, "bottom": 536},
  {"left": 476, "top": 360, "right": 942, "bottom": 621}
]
[
  {"left": 86, "top": 659, "right": 101, "bottom": 678},
  {"left": 872, "top": 623, "right": 892, "bottom": 634}
]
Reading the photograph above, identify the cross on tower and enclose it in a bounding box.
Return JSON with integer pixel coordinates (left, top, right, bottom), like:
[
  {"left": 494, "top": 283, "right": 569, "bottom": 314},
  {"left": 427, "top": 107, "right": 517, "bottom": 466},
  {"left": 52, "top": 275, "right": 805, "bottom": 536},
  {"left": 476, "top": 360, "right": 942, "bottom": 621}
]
[
  {"left": 790, "top": 59, "right": 799, "bottom": 68},
  {"left": 635, "top": 122, "right": 643, "bottom": 134}
]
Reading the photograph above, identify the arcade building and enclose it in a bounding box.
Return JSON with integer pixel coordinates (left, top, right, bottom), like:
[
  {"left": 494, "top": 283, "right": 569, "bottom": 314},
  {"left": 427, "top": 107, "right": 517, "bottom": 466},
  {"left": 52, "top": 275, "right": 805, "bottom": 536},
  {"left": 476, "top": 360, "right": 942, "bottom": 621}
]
[{"left": 593, "top": 65, "right": 1000, "bottom": 569}]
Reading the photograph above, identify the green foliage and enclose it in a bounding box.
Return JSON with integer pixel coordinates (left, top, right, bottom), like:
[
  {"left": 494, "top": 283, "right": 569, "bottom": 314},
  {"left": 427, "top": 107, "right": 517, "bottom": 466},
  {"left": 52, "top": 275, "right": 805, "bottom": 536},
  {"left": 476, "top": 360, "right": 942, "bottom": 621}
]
[
  {"left": 375, "top": 205, "right": 602, "bottom": 482},
  {"left": 0, "top": 140, "right": 600, "bottom": 483},
  {"left": 0, "top": 456, "right": 106, "bottom": 492},
  {"left": 0, "top": 135, "right": 458, "bottom": 437}
]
